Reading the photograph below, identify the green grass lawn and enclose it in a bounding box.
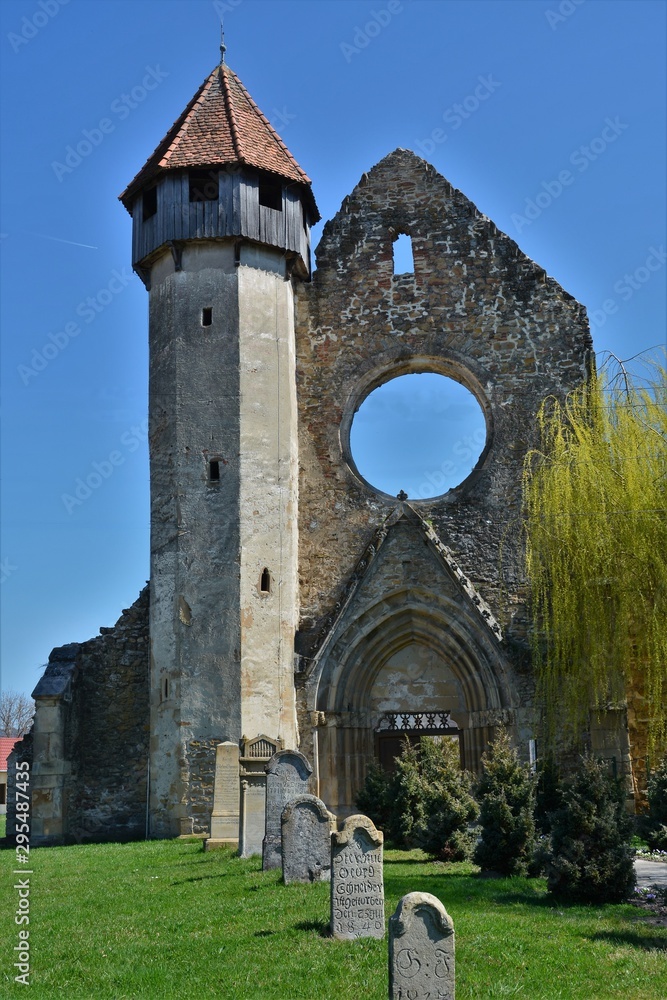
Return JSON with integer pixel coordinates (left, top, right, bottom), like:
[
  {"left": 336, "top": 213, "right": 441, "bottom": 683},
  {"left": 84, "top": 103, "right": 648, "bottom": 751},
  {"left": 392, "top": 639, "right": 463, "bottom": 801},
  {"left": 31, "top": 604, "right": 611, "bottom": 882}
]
[{"left": 1, "top": 838, "right": 664, "bottom": 999}]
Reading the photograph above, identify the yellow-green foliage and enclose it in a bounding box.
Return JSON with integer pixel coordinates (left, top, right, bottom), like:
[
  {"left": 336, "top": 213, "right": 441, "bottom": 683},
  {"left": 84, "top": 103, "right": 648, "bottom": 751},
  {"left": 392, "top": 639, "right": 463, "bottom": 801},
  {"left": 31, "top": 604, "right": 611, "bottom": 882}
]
[{"left": 523, "top": 356, "right": 667, "bottom": 755}]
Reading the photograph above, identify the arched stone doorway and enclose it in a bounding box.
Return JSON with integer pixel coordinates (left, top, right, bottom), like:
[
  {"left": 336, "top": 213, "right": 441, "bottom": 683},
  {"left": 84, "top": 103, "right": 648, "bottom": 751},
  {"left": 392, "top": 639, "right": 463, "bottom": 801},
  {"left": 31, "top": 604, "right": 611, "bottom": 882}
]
[
  {"left": 306, "top": 581, "right": 513, "bottom": 816},
  {"left": 370, "top": 640, "right": 465, "bottom": 772}
]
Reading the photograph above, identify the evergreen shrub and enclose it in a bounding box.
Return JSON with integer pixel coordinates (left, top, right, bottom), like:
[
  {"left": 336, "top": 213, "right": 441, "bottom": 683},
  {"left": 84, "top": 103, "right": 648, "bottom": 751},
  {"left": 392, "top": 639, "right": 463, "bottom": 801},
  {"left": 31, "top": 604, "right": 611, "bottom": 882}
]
[
  {"left": 546, "top": 754, "right": 635, "bottom": 902},
  {"left": 474, "top": 730, "right": 537, "bottom": 875},
  {"left": 355, "top": 760, "right": 393, "bottom": 838},
  {"left": 534, "top": 752, "right": 562, "bottom": 835},
  {"left": 639, "top": 754, "right": 667, "bottom": 852},
  {"left": 356, "top": 737, "right": 478, "bottom": 860}
]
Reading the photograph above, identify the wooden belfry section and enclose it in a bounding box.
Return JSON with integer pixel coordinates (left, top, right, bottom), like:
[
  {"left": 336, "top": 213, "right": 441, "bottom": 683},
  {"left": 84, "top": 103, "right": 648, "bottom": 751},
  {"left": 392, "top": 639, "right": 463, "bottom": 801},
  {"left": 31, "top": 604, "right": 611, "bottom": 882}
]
[{"left": 10, "top": 48, "right": 611, "bottom": 849}]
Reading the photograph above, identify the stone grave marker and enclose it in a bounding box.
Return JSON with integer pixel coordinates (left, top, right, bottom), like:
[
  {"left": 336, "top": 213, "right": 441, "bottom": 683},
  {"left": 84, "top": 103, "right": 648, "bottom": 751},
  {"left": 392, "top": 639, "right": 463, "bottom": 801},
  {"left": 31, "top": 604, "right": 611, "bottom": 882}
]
[
  {"left": 239, "top": 735, "right": 282, "bottom": 858},
  {"left": 330, "top": 814, "right": 384, "bottom": 940},
  {"left": 204, "top": 742, "right": 240, "bottom": 851},
  {"left": 262, "top": 749, "right": 312, "bottom": 870},
  {"left": 239, "top": 780, "right": 266, "bottom": 857},
  {"left": 281, "top": 794, "right": 335, "bottom": 884},
  {"left": 389, "top": 892, "right": 455, "bottom": 1000}
]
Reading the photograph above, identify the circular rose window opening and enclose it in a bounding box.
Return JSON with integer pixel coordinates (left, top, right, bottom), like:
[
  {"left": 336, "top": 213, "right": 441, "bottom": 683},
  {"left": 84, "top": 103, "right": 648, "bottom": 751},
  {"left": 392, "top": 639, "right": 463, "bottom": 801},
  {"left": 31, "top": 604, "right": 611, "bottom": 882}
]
[{"left": 349, "top": 372, "right": 487, "bottom": 500}]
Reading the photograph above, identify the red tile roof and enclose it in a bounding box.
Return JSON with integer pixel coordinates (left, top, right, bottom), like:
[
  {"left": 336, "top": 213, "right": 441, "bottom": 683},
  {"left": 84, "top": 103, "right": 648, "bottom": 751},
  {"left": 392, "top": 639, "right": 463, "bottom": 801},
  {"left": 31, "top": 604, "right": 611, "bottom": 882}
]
[
  {"left": 120, "top": 63, "right": 318, "bottom": 219},
  {"left": 0, "top": 737, "right": 19, "bottom": 771}
]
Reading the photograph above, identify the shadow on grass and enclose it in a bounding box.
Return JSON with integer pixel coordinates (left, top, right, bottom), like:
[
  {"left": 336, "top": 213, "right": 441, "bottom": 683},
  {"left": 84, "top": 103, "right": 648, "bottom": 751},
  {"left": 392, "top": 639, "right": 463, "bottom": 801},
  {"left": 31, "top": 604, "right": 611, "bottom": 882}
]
[
  {"left": 490, "top": 890, "right": 650, "bottom": 914},
  {"left": 383, "top": 872, "right": 549, "bottom": 911},
  {"left": 294, "top": 919, "right": 330, "bottom": 937},
  {"left": 384, "top": 858, "right": 442, "bottom": 865},
  {"left": 483, "top": 890, "right": 563, "bottom": 908},
  {"left": 387, "top": 871, "right": 666, "bottom": 931},
  {"left": 170, "top": 873, "right": 230, "bottom": 885},
  {"left": 171, "top": 870, "right": 275, "bottom": 886},
  {"left": 589, "top": 930, "right": 667, "bottom": 952}
]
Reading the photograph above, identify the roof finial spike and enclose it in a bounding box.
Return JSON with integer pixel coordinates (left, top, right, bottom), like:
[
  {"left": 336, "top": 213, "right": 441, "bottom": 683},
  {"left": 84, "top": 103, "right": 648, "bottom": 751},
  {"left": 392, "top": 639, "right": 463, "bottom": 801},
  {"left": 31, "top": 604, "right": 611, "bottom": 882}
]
[{"left": 220, "top": 22, "right": 226, "bottom": 64}]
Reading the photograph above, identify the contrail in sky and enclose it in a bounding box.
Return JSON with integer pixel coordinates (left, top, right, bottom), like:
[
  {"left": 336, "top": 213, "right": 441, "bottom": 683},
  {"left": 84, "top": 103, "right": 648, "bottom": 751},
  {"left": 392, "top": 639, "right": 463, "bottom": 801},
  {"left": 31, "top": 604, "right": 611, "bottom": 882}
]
[{"left": 29, "top": 232, "right": 98, "bottom": 249}]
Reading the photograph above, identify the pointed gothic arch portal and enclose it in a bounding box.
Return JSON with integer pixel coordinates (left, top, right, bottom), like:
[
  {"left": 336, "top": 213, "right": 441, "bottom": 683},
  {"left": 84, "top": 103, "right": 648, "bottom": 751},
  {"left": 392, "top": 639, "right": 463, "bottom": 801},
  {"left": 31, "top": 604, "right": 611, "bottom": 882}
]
[{"left": 308, "top": 578, "right": 512, "bottom": 816}]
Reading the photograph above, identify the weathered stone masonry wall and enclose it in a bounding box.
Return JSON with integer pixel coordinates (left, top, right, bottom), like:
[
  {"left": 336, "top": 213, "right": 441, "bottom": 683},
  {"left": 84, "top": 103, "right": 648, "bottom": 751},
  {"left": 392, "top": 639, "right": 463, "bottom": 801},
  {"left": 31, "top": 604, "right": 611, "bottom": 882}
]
[
  {"left": 8, "top": 588, "right": 150, "bottom": 844},
  {"left": 294, "top": 149, "right": 593, "bottom": 657},
  {"left": 292, "top": 150, "right": 592, "bottom": 791},
  {"left": 66, "top": 587, "right": 150, "bottom": 841},
  {"left": 187, "top": 738, "right": 220, "bottom": 833}
]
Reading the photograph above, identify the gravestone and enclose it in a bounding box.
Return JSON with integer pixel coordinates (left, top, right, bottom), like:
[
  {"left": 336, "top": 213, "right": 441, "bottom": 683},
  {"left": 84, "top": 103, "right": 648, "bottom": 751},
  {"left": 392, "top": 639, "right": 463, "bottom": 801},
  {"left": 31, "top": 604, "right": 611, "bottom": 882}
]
[
  {"left": 239, "top": 780, "right": 266, "bottom": 857},
  {"left": 281, "top": 794, "right": 335, "bottom": 884},
  {"left": 204, "top": 742, "right": 239, "bottom": 851},
  {"left": 330, "top": 814, "right": 384, "bottom": 940},
  {"left": 239, "top": 734, "right": 282, "bottom": 857},
  {"left": 262, "top": 749, "right": 313, "bottom": 870},
  {"left": 389, "top": 892, "right": 455, "bottom": 1000}
]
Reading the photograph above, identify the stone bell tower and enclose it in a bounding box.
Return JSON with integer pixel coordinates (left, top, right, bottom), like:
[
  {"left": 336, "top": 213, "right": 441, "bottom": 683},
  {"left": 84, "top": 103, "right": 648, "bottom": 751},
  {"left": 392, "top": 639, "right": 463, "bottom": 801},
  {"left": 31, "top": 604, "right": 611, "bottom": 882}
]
[{"left": 119, "top": 55, "right": 319, "bottom": 837}]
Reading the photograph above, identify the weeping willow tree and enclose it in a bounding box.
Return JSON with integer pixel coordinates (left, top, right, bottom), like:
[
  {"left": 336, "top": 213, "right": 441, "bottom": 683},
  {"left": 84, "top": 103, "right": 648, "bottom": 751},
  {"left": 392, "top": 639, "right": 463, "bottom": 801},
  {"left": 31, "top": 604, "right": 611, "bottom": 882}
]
[{"left": 523, "top": 354, "right": 667, "bottom": 772}]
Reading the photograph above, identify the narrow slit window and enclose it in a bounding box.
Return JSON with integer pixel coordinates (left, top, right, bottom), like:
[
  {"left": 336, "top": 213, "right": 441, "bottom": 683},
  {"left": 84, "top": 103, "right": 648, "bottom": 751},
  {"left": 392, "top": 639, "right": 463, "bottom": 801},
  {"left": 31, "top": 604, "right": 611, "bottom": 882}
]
[
  {"left": 143, "top": 185, "right": 157, "bottom": 221},
  {"left": 202, "top": 307, "right": 212, "bottom": 327},
  {"left": 258, "top": 175, "right": 283, "bottom": 211},
  {"left": 393, "top": 233, "right": 414, "bottom": 275},
  {"left": 208, "top": 460, "right": 220, "bottom": 482},
  {"left": 189, "top": 170, "right": 218, "bottom": 202},
  {"left": 260, "top": 568, "right": 271, "bottom": 593},
  {"left": 162, "top": 677, "right": 169, "bottom": 701}
]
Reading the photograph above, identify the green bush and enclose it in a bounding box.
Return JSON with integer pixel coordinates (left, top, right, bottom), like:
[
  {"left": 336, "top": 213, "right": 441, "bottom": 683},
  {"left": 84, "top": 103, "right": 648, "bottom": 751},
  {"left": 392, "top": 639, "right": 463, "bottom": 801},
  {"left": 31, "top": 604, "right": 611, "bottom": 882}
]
[
  {"left": 355, "top": 760, "right": 393, "bottom": 836},
  {"left": 546, "top": 754, "right": 635, "bottom": 903},
  {"left": 395, "top": 737, "right": 478, "bottom": 861},
  {"left": 534, "top": 753, "right": 563, "bottom": 835},
  {"left": 474, "top": 730, "right": 537, "bottom": 876},
  {"left": 404, "top": 736, "right": 479, "bottom": 861},
  {"left": 387, "top": 738, "right": 423, "bottom": 846},
  {"left": 355, "top": 737, "right": 478, "bottom": 860},
  {"left": 640, "top": 754, "right": 667, "bottom": 852}
]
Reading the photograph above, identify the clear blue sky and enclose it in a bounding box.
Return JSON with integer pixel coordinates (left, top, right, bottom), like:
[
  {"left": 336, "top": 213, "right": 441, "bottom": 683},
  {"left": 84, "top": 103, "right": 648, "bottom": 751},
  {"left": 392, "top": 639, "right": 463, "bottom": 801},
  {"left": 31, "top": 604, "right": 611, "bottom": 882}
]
[{"left": 1, "top": 0, "right": 665, "bottom": 700}]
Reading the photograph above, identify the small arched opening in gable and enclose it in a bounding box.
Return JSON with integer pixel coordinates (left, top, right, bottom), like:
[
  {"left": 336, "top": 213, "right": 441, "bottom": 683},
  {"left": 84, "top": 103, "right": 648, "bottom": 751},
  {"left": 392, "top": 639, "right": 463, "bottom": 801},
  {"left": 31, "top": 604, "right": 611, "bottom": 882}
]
[{"left": 392, "top": 232, "right": 414, "bottom": 275}]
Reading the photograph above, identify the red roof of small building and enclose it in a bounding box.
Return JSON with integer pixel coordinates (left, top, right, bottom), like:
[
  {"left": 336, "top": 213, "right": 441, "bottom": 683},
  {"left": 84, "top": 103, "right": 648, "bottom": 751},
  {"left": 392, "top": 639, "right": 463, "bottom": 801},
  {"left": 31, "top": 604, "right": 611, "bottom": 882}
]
[
  {"left": 0, "top": 737, "right": 19, "bottom": 771},
  {"left": 119, "top": 62, "right": 319, "bottom": 219}
]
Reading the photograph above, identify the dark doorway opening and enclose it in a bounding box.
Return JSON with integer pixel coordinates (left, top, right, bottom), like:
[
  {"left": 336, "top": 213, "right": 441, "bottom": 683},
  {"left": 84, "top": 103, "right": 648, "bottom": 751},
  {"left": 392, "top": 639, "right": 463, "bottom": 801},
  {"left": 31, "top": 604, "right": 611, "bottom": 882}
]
[{"left": 375, "top": 712, "right": 462, "bottom": 772}]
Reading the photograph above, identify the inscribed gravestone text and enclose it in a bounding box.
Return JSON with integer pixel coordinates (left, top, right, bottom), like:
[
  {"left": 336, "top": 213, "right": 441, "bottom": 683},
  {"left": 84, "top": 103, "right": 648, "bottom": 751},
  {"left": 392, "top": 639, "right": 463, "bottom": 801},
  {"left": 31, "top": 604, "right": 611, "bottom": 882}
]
[{"left": 331, "top": 813, "right": 384, "bottom": 940}]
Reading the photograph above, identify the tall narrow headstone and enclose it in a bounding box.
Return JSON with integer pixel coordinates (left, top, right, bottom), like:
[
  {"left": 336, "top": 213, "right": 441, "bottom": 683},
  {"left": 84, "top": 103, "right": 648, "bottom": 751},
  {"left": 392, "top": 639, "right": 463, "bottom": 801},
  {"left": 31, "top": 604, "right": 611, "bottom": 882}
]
[
  {"left": 204, "top": 742, "right": 240, "bottom": 851},
  {"left": 262, "top": 749, "right": 312, "bottom": 870},
  {"left": 238, "top": 734, "right": 282, "bottom": 858},
  {"left": 389, "top": 892, "right": 455, "bottom": 1000},
  {"left": 239, "top": 779, "right": 266, "bottom": 857},
  {"left": 331, "top": 814, "right": 384, "bottom": 940},
  {"left": 281, "top": 794, "right": 336, "bottom": 884}
]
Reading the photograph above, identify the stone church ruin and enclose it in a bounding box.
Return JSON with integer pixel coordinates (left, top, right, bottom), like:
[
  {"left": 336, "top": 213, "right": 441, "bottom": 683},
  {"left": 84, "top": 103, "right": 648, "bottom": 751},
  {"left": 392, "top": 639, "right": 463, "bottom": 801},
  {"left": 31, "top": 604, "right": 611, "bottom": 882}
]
[{"left": 10, "top": 53, "right": 615, "bottom": 846}]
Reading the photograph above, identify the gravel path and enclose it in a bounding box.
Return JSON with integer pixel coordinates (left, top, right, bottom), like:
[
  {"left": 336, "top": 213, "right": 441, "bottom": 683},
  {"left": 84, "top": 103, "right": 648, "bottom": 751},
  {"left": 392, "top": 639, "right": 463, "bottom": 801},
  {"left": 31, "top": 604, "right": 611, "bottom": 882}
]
[{"left": 634, "top": 859, "right": 667, "bottom": 889}]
